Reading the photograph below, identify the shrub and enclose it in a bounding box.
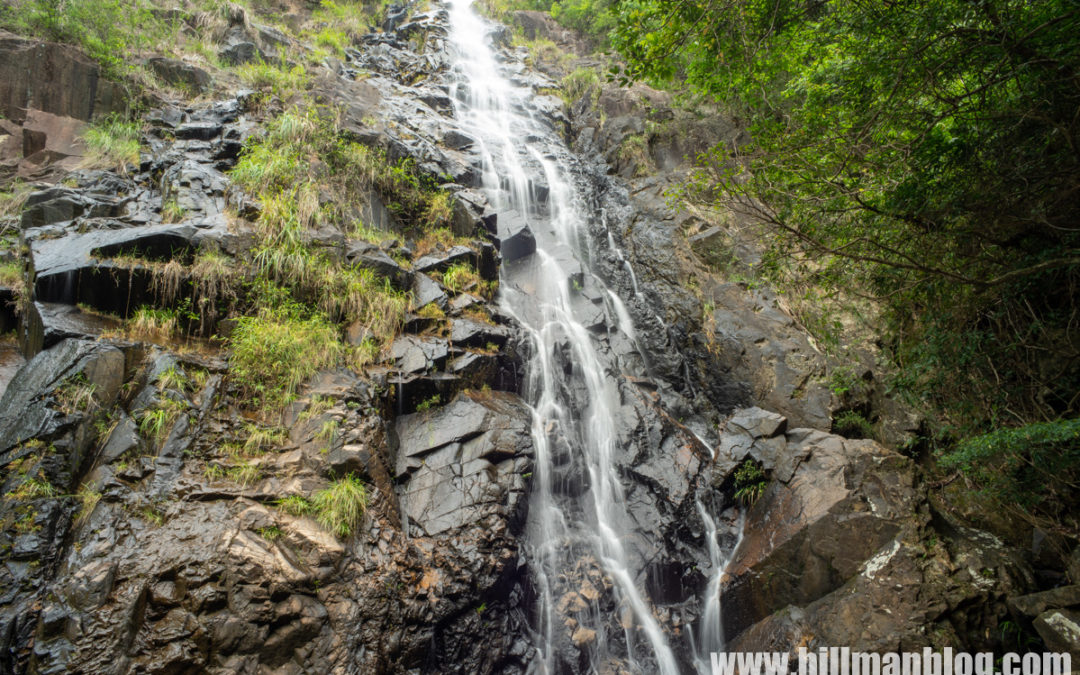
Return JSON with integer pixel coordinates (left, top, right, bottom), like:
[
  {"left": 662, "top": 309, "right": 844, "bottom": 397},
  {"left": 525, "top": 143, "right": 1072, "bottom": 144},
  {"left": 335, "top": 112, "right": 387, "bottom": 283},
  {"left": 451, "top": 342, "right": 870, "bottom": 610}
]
[
  {"left": 939, "top": 418, "right": 1080, "bottom": 527},
  {"left": 0, "top": 0, "right": 159, "bottom": 76},
  {"left": 732, "top": 458, "right": 767, "bottom": 505},
  {"left": 311, "top": 474, "right": 368, "bottom": 537},
  {"left": 236, "top": 60, "right": 309, "bottom": 98},
  {"left": 229, "top": 308, "right": 343, "bottom": 408},
  {"left": 832, "top": 410, "right": 874, "bottom": 439}
]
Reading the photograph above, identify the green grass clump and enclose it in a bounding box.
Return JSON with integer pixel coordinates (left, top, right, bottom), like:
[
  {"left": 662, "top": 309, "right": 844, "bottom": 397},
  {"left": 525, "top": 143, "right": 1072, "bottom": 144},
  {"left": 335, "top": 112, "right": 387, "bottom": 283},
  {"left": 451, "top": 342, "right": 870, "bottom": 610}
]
[
  {"left": 276, "top": 494, "right": 314, "bottom": 516},
  {"left": 236, "top": 60, "right": 309, "bottom": 98},
  {"left": 832, "top": 410, "right": 874, "bottom": 439},
  {"left": 442, "top": 263, "right": 480, "bottom": 293},
  {"left": 81, "top": 115, "right": 141, "bottom": 173},
  {"left": 311, "top": 474, "right": 367, "bottom": 537},
  {"left": 561, "top": 67, "right": 601, "bottom": 108},
  {"left": 229, "top": 307, "right": 344, "bottom": 409}
]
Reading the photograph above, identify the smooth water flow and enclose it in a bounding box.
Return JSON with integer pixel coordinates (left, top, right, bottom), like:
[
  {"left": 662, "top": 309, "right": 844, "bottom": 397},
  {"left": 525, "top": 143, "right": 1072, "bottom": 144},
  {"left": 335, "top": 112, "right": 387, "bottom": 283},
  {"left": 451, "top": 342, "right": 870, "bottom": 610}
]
[{"left": 445, "top": 0, "right": 679, "bottom": 671}]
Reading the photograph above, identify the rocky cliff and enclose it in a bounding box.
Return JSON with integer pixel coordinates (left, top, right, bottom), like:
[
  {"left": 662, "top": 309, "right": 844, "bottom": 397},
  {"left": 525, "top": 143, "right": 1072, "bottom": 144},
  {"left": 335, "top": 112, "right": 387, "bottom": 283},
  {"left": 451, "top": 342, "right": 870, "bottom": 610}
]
[{"left": 0, "top": 1, "right": 1070, "bottom": 673}]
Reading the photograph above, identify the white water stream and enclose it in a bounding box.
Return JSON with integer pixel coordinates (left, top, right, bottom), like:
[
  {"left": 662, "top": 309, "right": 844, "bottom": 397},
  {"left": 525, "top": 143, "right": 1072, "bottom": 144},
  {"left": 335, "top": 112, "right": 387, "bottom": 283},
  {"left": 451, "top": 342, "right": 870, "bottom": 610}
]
[{"left": 444, "top": 1, "right": 734, "bottom": 670}]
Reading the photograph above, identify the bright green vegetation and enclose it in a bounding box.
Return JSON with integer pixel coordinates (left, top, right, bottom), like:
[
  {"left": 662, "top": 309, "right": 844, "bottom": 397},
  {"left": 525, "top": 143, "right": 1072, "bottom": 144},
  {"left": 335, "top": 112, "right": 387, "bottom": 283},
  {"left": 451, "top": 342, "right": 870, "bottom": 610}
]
[
  {"left": 832, "top": 410, "right": 873, "bottom": 440},
  {"left": 940, "top": 418, "right": 1080, "bottom": 532},
  {"left": 229, "top": 305, "right": 343, "bottom": 409},
  {"left": 732, "top": 458, "right": 766, "bottom": 506},
  {"left": 311, "top": 474, "right": 368, "bottom": 537},
  {"left": 415, "top": 394, "right": 440, "bottom": 412},
  {"left": 6, "top": 477, "right": 58, "bottom": 501},
  {"left": 589, "top": 0, "right": 1080, "bottom": 529},
  {"left": 81, "top": 116, "right": 142, "bottom": 173},
  {"left": 138, "top": 398, "right": 188, "bottom": 443},
  {"left": 276, "top": 494, "right": 314, "bottom": 517},
  {"left": 236, "top": 61, "right": 310, "bottom": 98},
  {"left": 75, "top": 484, "right": 101, "bottom": 526},
  {"left": 0, "top": 0, "right": 162, "bottom": 76}
]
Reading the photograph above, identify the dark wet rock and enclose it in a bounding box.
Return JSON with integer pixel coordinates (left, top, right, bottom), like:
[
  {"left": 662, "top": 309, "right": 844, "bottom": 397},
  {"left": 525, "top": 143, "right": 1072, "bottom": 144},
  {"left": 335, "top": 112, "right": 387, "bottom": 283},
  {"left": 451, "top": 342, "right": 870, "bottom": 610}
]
[
  {"left": 1033, "top": 609, "right": 1080, "bottom": 658},
  {"left": 346, "top": 241, "right": 409, "bottom": 288},
  {"left": 392, "top": 391, "right": 533, "bottom": 535},
  {"left": 0, "top": 30, "right": 124, "bottom": 124},
  {"left": 390, "top": 336, "right": 449, "bottom": 374},
  {"left": 147, "top": 57, "right": 212, "bottom": 93},
  {"left": 160, "top": 159, "right": 229, "bottom": 217},
  {"left": 722, "top": 423, "right": 1033, "bottom": 652},
  {"left": 449, "top": 318, "right": 511, "bottom": 349},
  {"left": 218, "top": 41, "right": 261, "bottom": 66},
  {"left": 1008, "top": 585, "right": 1080, "bottom": 618},
  {"left": 23, "top": 302, "right": 121, "bottom": 355},
  {"left": 492, "top": 210, "right": 536, "bottom": 263},
  {"left": 414, "top": 245, "right": 476, "bottom": 275},
  {"left": 174, "top": 120, "right": 223, "bottom": 141},
  {"left": 21, "top": 185, "right": 125, "bottom": 229},
  {"left": 443, "top": 129, "right": 475, "bottom": 149},
  {"left": 411, "top": 270, "right": 448, "bottom": 309}
]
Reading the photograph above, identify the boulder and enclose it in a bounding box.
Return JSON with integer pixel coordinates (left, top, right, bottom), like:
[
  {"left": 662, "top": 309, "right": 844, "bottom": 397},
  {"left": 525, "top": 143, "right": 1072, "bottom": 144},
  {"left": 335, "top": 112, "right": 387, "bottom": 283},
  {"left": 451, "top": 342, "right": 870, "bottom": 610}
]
[
  {"left": 392, "top": 391, "right": 533, "bottom": 535},
  {"left": 1033, "top": 609, "right": 1080, "bottom": 658},
  {"left": 0, "top": 30, "right": 124, "bottom": 123},
  {"left": 390, "top": 336, "right": 448, "bottom": 374},
  {"left": 147, "top": 57, "right": 212, "bottom": 93},
  {"left": 492, "top": 210, "right": 536, "bottom": 262},
  {"left": 219, "top": 41, "right": 261, "bottom": 66},
  {"left": 414, "top": 245, "right": 476, "bottom": 275},
  {"left": 411, "top": 271, "right": 448, "bottom": 309}
]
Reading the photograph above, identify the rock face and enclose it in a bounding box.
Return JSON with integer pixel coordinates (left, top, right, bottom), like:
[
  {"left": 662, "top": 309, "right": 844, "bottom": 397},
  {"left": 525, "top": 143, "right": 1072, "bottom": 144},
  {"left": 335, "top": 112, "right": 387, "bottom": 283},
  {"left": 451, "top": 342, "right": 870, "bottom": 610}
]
[
  {"left": 0, "top": 31, "right": 125, "bottom": 178},
  {"left": 713, "top": 408, "right": 1033, "bottom": 653}
]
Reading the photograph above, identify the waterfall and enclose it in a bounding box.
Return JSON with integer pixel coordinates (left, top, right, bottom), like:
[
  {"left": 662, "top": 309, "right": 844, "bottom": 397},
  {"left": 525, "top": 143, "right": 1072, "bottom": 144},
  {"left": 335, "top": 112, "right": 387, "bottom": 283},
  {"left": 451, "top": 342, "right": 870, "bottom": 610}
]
[{"left": 445, "top": 0, "right": 680, "bottom": 671}]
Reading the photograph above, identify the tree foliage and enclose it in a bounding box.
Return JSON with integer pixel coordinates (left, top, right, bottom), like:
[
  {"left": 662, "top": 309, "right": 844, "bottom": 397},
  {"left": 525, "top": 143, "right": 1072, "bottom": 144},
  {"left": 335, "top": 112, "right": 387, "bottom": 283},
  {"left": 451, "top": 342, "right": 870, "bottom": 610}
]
[{"left": 609, "top": 0, "right": 1080, "bottom": 430}]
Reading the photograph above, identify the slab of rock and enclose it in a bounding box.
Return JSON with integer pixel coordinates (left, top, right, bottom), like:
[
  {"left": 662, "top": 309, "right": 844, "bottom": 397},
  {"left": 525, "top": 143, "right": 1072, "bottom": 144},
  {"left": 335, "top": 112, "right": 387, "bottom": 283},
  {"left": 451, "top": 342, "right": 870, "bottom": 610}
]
[
  {"left": 393, "top": 391, "right": 533, "bottom": 535},
  {"left": 1033, "top": 609, "right": 1080, "bottom": 658},
  {"left": 411, "top": 271, "right": 448, "bottom": 309},
  {"left": 0, "top": 30, "right": 124, "bottom": 123},
  {"left": 147, "top": 57, "right": 212, "bottom": 93},
  {"left": 413, "top": 245, "right": 476, "bottom": 275},
  {"left": 390, "top": 336, "right": 448, "bottom": 374},
  {"left": 493, "top": 210, "right": 536, "bottom": 262}
]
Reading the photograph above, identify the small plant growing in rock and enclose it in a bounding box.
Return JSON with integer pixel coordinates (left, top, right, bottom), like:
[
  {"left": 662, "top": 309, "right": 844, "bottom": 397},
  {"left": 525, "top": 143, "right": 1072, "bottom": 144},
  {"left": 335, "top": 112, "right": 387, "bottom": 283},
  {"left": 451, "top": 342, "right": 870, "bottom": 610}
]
[
  {"left": 276, "top": 495, "right": 314, "bottom": 516},
  {"left": 312, "top": 474, "right": 367, "bottom": 538},
  {"left": 416, "top": 302, "right": 446, "bottom": 320},
  {"left": 243, "top": 424, "right": 288, "bottom": 454},
  {"left": 75, "top": 484, "right": 101, "bottom": 526},
  {"left": 257, "top": 525, "right": 284, "bottom": 542},
  {"left": 7, "top": 477, "right": 58, "bottom": 500},
  {"left": 415, "top": 394, "right": 441, "bottom": 413},
  {"left": 81, "top": 115, "right": 141, "bottom": 174},
  {"left": 229, "top": 307, "right": 343, "bottom": 410},
  {"left": 316, "top": 419, "right": 339, "bottom": 449},
  {"left": 137, "top": 398, "right": 187, "bottom": 444},
  {"left": 54, "top": 373, "right": 97, "bottom": 414},
  {"left": 733, "top": 459, "right": 767, "bottom": 505},
  {"left": 141, "top": 507, "right": 165, "bottom": 527},
  {"left": 155, "top": 366, "right": 188, "bottom": 393},
  {"left": 299, "top": 395, "right": 337, "bottom": 422},
  {"left": 832, "top": 410, "right": 874, "bottom": 439},
  {"left": 203, "top": 463, "right": 226, "bottom": 481},
  {"left": 442, "top": 263, "right": 479, "bottom": 293},
  {"left": 226, "top": 462, "right": 260, "bottom": 488},
  {"left": 161, "top": 198, "right": 185, "bottom": 223}
]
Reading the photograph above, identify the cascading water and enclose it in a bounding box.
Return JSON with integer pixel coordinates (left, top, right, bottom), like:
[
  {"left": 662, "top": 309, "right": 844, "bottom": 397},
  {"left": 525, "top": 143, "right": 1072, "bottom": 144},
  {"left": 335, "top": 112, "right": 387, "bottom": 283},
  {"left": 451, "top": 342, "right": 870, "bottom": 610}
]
[{"left": 444, "top": 0, "right": 682, "bottom": 671}]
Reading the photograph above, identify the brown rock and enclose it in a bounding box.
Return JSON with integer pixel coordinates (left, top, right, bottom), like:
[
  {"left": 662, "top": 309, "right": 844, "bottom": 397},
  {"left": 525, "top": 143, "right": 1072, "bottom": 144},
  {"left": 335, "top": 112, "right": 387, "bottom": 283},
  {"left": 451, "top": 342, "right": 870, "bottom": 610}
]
[
  {"left": 0, "top": 30, "right": 123, "bottom": 123},
  {"left": 20, "top": 109, "right": 87, "bottom": 172}
]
